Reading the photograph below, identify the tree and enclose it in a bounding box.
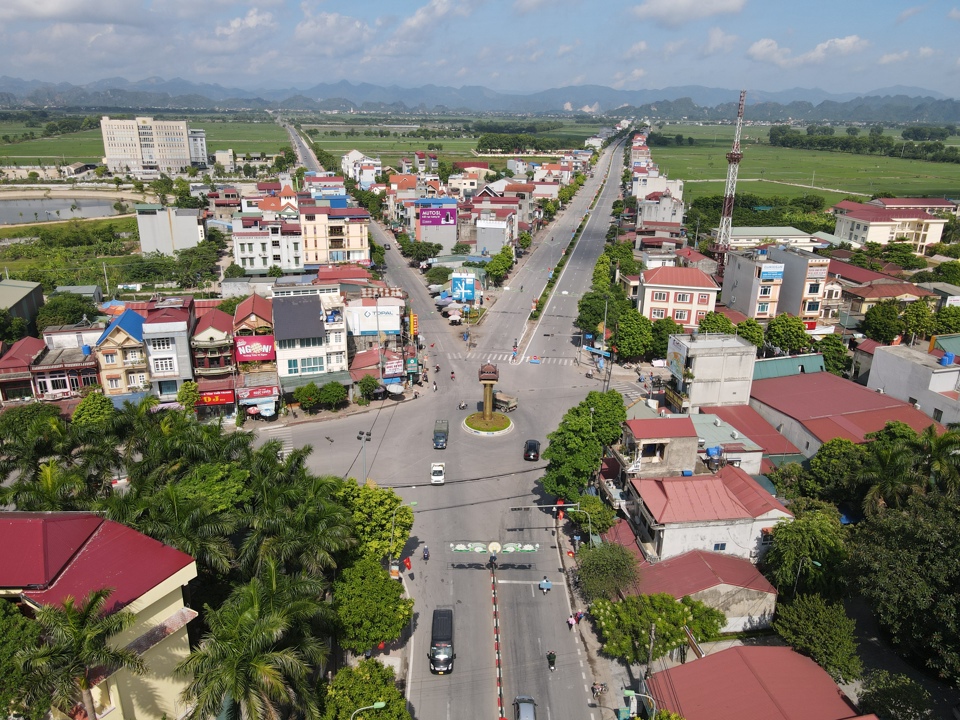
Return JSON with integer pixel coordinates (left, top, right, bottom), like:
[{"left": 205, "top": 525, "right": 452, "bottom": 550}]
[
  {"left": 334, "top": 480, "right": 413, "bottom": 559},
  {"left": 318, "top": 381, "right": 347, "bottom": 410},
  {"left": 807, "top": 437, "right": 867, "bottom": 503},
  {"left": 934, "top": 305, "right": 960, "bottom": 335},
  {"left": 19, "top": 589, "right": 145, "bottom": 720},
  {"left": 357, "top": 374, "right": 381, "bottom": 401},
  {"left": 451, "top": 242, "right": 471, "bottom": 255},
  {"left": 223, "top": 263, "right": 245, "bottom": 279},
  {"left": 517, "top": 231, "right": 532, "bottom": 249},
  {"left": 611, "top": 309, "right": 652, "bottom": 360},
  {"left": 849, "top": 494, "right": 960, "bottom": 684},
  {"left": 736, "top": 318, "right": 765, "bottom": 347},
  {"left": 857, "top": 670, "right": 933, "bottom": 720},
  {"left": 649, "top": 317, "right": 682, "bottom": 360},
  {"left": 321, "top": 659, "right": 411, "bottom": 720},
  {"left": 267, "top": 265, "right": 284, "bottom": 278},
  {"left": 294, "top": 382, "right": 322, "bottom": 413},
  {"left": 70, "top": 392, "right": 115, "bottom": 431},
  {"left": 765, "top": 314, "right": 811, "bottom": 353},
  {"left": 575, "top": 541, "right": 639, "bottom": 601},
  {"left": 591, "top": 594, "right": 725, "bottom": 664},
  {"left": 541, "top": 412, "right": 602, "bottom": 501},
  {"left": 860, "top": 300, "right": 902, "bottom": 343},
  {"left": 217, "top": 294, "right": 247, "bottom": 317},
  {"left": 914, "top": 424, "right": 960, "bottom": 495},
  {"left": 332, "top": 557, "right": 414, "bottom": 654},
  {"left": 900, "top": 300, "right": 933, "bottom": 343},
  {"left": 592, "top": 253, "right": 612, "bottom": 292},
  {"left": 698, "top": 311, "right": 735, "bottom": 334},
  {"left": 763, "top": 511, "right": 847, "bottom": 598},
  {"left": 0, "top": 600, "right": 48, "bottom": 720},
  {"left": 860, "top": 441, "right": 925, "bottom": 513},
  {"left": 568, "top": 493, "right": 617, "bottom": 535},
  {"left": 773, "top": 594, "right": 862, "bottom": 682},
  {"left": 176, "top": 380, "right": 201, "bottom": 411},
  {"left": 35, "top": 293, "right": 99, "bottom": 331},
  {"left": 0, "top": 308, "right": 27, "bottom": 344},
  {"left": 815, "top": 333, "right": 852, "bottom": 376}
]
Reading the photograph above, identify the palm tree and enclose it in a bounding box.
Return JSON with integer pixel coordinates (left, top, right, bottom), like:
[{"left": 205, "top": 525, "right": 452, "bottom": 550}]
[
  {"left": 177, "top": 579, "right": 322, "bottom": 720},
  {"left": 914, "top": 424, "right": 960, "bottom": 496},
  {"left": 0, "top": 461, "right": 87, "bottom": 511},
  {"left": 18, "top": 588, "right": 145, "bottom": 720},
  {"left": 860, "top": 442, "right": 925, "bottom": 514}
]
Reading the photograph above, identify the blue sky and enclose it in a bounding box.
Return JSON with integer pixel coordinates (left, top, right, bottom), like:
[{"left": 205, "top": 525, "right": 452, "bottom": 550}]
[{"left": 1, "top": 0, "right": 959, "bottom": 97}]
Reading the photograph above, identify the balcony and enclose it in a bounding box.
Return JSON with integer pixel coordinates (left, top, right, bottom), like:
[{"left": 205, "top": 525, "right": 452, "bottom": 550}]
[{"left": 329, "top": 239, "right": 345, "bottom": 250}]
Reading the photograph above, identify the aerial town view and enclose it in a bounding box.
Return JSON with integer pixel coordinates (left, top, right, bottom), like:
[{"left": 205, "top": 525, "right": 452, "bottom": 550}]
[{"left": 2, "top": 2, "right": 960, "bottom": 720}]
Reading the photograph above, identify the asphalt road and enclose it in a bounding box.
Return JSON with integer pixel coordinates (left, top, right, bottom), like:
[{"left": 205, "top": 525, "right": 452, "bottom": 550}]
[{"left": 260, "top": 139, "right": 630, "bottom": 720}]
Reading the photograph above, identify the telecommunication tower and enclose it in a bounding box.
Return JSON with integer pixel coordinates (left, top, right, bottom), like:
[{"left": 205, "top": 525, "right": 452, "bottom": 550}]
[{"left": 713, "top": 89, "right": 746, "bottom": 278}]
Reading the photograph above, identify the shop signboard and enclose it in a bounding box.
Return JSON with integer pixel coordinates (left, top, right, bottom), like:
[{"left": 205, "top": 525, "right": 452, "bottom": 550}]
[
  {"left": 237, "top": 385, "right": 279, "bottom": 402},
  {"left": 420, "top": 207, "right": 457, "bottom": 226},
  {"left": 383, "top": 359, "right": 404, "bottom": 376},
  {"left": 197, "top": 390, "right": 236, "bottom": 406},
  {"left": 235, "top": 336, "right": 276, "bottom": 362}
]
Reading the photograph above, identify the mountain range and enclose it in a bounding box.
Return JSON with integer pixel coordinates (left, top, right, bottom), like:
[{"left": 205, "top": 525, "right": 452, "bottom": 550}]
[{"left": 0, "top": 76, "right": 956, "bottom": 122}]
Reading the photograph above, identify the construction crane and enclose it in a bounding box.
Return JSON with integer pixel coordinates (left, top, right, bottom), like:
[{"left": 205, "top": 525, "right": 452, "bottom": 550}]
[{"left": 713, "top": 89, "right": 746, "bottom": 278}]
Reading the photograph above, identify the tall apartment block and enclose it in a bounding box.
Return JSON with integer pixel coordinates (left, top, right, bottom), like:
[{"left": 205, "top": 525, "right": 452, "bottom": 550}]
[{"left": 101, "top": 116, "right": 207, "bottom": 176}]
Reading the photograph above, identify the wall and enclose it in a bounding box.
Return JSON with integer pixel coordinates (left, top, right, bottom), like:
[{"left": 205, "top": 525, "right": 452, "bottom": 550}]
[
  {"left": 868, "top": 348, "right": 960, "bottom": 425},
  {"left": 693, "top": 584, "right": 775, "bottom": 632},
  {"left": 749, "top": 399, "right": 822, "bottom": 457},
  {"left": 659, "top": 518, "right": 760, "bottom": 561},
  {"left": 688, "top": 348, "right": 755, "bottom": 409}
]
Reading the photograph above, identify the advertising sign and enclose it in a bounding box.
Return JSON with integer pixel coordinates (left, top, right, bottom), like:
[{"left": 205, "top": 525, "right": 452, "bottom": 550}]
[
  {"left": 666, "top": 335, "right": 688, "bottom": 380},
  {"left": 947, "top": 296, "right": 960, "bottom": 308},
  {"left": 806, "top": 265, "right": 828, "bottom": 279},
  {"left": 383, "top": 359, "right": 404, "bottom": 376},
  {"left": 237, "top": 385, "right": 279, "bottom": 401},
  {"left": 345, "top": 305, "right": 401, "bottom": 336},
  {"left": 451, "top": 274, "right": 476, "bottom": 301},
  {"left": 759, "top": 263, "right": 785, "bottom": 281},
  {"left": 235, "top": 336, "right": 276, "bottom": 362},
  {"left": 409, "top": 313, "right": 418, "bottom": 337},
  {"left": 420, "top": 207, "right": 458, "bottom": 226},
  {"left": 197, "top": 390, "right": 235, "bottom": 406}
]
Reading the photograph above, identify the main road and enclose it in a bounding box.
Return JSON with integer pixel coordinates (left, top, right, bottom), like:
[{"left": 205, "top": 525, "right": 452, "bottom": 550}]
[{"left": 271, "top": 137, "right": 633, "bottom": 720}]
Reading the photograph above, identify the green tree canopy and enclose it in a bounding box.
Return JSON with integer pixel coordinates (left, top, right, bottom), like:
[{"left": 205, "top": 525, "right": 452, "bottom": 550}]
[
  {"left": 900, "top": 300, "right": 934, "bottom": 342},
  {"left": 541, "top": 411, "right": 601, "bottom": 501},
  {"left": 567, "top": 493, "right": 617, "bottom": 536},
  {"left": 649, "top": 317, "right": 682, "bottom": 360},
  {"left": 815, "top": 334, "right": 852, "bottom": 376},
  {"left": 294, "top": 382, "right": 322, "bottom": 412},
  {"left": 357, "top": 374, "right": 381, "bottom": 400},
  {"left": 849, "top": 494, "right": 960, "bottom": 684},
  {"left": 575, "top": 541, "right": 640, "bottom": 601},
  {"left": 70, "top": 392, "right": 115, "bottom": 431},
  {"left": 933, "top": 305, "right": 960, "bottom": 335},
  {"left": 35, "top": 293, "right": 99, "bottom": 331},
  {"left": 860, "top": 300, "right": 902, "bottom": 343},
  {"left": 773, "top": 594, "right": 862, "bottom": 682},
  {"left": 579, "top": 389, "right": 627, "bottom": 447},
  {"left": 698, "top": 311, "right": 736, "bottom": 334},
  {"left": 334, "top": 480, "right": 413, "bottom": 559},
  {"left": 765, "top": 314, "right": 811, "bottom": 353},
  {"left": 807, "top": 437, "right": 868, "bottom": 502},
  {"left": 321, "top": 659, "right": 411, "bottom": 720},
  {"left": 332, "top": 557, "right": 414, "bottom": 654},
  {"left": 318, "top": 381, "right": 347, "bottom": 410},
  {"left": 763, "top": 511, "right": 847, "bottom": 598},
  {"left": 856, "top": 670, "right": 933, "bottom": 720},
  {"left": 176, "top": 380, "right": 201, "bottom": 411},
  {"left": 611, "top": 309, "right": 653, "bottom": 360},
  {"left": 0, "top": 600, "right": 48, "bottom": 720},
  {"left": 736, "top": 317, "right": 765, "bottom": 347},
  {"left": 0, "top": 308, "right": 28, "bottom": 344},
  {"left": 217, "top": 294, "right": 248, "bottom": 317}
]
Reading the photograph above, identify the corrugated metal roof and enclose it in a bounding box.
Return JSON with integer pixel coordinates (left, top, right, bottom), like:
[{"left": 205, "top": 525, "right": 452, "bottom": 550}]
[
  {"left": 633, "top": 550, "right": 776, "bottom": 597},
  {"left": 97, "top": 308, "right": 145, "bottom": 345},
  {"left": 934, "top": 334, "right": 960, "bottom": 355},
  {"left": 752, "top": 354, "right": 826, "bottom": 380},
  {"left": 625, "top": 417, "right": 697, "bottom": 439}
]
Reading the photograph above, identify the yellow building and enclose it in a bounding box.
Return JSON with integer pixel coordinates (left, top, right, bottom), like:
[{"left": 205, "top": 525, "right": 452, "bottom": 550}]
[
  {"left": 0, "top": 512, "right": 198, "bottom": 720},
  {"left": 96, "top": 308, "right": 150, "bottom": 396}
]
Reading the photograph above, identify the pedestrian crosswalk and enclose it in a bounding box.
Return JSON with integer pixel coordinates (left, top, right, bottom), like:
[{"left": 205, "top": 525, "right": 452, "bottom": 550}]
[
  {"left": 608, "top": 380, "right": 646, "bottom": 405},
  {"left": 263, "top": 425, "right": 294, "bottom": 459},
  {"left": 443, "top": 351, "right": 577, "bottom": 366}
]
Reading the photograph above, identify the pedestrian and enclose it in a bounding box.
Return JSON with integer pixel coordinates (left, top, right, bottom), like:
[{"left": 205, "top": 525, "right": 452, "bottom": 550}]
[
  {"left": 575, "top": 610, "right": 585, "bottom": 624},
  {"left": 567, "top": 615, "right": 576, "bottom": 631}
]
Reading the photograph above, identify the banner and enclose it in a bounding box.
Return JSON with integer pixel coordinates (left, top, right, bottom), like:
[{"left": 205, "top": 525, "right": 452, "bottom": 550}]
[
  {"left": 197, "top": 390, "right": 235, "bottom": 406},
  {"left": 409, "top": 313, "right": 418, "bottom": 337},
  {"left": 235, "top": 336, "right": 276, "bottom": 362},
  {"left": 237, "top": 385, "right": 279, "bottom": 401},
  {"left": 420, "top": 207, "right": 457, "bottom": 226},
  {"left": 383, "top": 359, "right": 404, "bottom": 376}
]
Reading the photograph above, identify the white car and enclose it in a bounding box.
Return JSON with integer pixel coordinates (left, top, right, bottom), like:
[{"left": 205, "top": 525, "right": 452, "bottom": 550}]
[
  {"left": 602, "top": 479, "right": 628, "bottom": 513},
  {"left": 431, "top": 462, "right": 446, "bottom": 485}
]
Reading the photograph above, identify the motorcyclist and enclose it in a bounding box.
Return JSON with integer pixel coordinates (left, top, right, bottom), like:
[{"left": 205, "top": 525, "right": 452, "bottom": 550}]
[
  {"left": 546, "top": 651, "right": 557, "bottom": 671},
  {"left": 423, "top": 546, "right": 430, "bottom": 561},
  {"left": 433, "top": 381, "right": 437, "bottom": 392},
  {"left": 450, "top": 371, "right": 455, "bottom": 381}
]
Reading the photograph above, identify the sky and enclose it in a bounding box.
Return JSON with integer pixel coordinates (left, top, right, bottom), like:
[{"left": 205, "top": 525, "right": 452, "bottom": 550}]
[{"left": 1, "top": 0, "right": 959, "bottom": 98}]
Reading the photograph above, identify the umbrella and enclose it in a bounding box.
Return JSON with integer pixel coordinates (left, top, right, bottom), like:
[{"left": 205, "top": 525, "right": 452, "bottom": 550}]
[
  {"left": 448, "top": 312, "right": 462, "bottom": 320},
  {"left": 435, "top": 297, "right": 453, "bottom": 307},
  {"left": 428, "top": 284, "right": 445, "bottom": 292},
  {"left": 386, "top": 384, "right": 404, "bottom": 395},
  {"left": 447, "top": 302, "right": 463, "bottom": 312}
]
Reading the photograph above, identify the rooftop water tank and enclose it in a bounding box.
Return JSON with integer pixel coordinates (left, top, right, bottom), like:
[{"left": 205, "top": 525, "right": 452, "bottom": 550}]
[
  {"left": 81, "top": 344, "right": 91, "bottom": 356},
  {"left": 941, "top": 352, "right": 955, "bottom": 366}
]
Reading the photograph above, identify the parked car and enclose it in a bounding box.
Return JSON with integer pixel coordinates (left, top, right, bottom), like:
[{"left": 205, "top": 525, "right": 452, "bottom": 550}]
[{"left": 523, "top": 439, "right": 540, "bottom": 461}]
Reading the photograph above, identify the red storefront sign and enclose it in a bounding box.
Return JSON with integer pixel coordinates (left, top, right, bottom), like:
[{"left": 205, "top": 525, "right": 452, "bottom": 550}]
[
  {"left": 197, "top": 390, "right": 235, "bottom": 406},
  {"left": 237, "top": 385, "right": 279, "bottom": 401},
  {"left": 235, "top": 336, "right": 276, "bottom": 362}
]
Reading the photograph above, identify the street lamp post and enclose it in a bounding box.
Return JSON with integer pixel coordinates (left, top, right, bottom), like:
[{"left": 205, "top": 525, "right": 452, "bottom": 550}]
[
  {"left": 350, "top": 701, "right": 386, "bottom": 720},
  {"left": 388, "top": 500, "right": 418, "bottom": 564},
  {"left": 357, "top": 430, "right": 371, "bottom": 481},
  {"left": 794, "top": 557, "right": 822, "bottom": 596},
  {"left": 622, "top": 690, "right": 656, "bottom": 719}
]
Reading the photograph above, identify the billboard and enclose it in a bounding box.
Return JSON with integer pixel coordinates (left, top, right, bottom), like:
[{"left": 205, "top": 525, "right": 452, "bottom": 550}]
[
  {"left": 345, "top": 305, "right": 401, "bottom": 336},
  {"left": 235, "top": 335, "right": 276, "bottom": 362},
  {"left": 237, "top": 385, "right": 279, "bottom": 401},
  {"left": 420, "top": 207, "right": 458, "bottom": 226},
  {"left": 197, "top": 390, "right": 235, "bottom": 406},
  {"left": 666, "top": 334, "right": 688, "bottom": 380},
  {"left": 451, "top": 274, "right": 476, "bottom": 301},
  {"left": 383, "top": 359, "right": 404, "bottom": 376},
  {"left": 759, "top": 263, "right": 785, "bottom": 281},
  {"left": 806, "top": 265, "right": 828, "bottom": 279}
]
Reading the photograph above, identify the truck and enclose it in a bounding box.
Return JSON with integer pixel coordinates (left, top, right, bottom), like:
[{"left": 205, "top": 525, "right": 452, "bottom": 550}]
[
  {"left": 433, "top": 419, "right": 449, "bottom": 449},
  {"left": 494, "top": 392, "right": 518, "bottom": 413},
  {"left": 430, "top": 462, "right": 445, "bottom": 485}
]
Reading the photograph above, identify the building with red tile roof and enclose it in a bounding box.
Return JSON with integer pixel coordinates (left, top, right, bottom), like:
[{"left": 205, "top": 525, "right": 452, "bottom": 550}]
[
  {"left": 0, "top": 512, "right": 197, "bottom": 720},
  {"left": 630, "top": 267, "right": 719, "bottom": 330},
  {"left": 0, "top": 336, "right": 46, "bottom": 402},
  {"left": 841, "top": 278, "right": 935, "bottom": 314},
  {"left": 647, "top": 646, "right": 864, "bottom": 720},
  {"left": 869, "top": 196, "right": 958, "bottom": 216},
  {"left": 618, "top": 418, "right": 699, "bottom": 477},
  {"left": 831, "top": 199, "right": 946, "bottom": 253},
  {"left": 699, "top": 404, "right": 802, "bottom": 460},
  {"left": 750, "top": 371, "right": 942, "bottom": 456}
]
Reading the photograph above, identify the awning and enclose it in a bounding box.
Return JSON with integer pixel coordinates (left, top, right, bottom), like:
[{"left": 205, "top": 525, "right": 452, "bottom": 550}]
[
  {"left": 447, "top": 302, "right": 463, "bottom": 311},
  {"left": 448, "top": 312, "right": 462, "bottom": 320},
  {"left": 386, "top": 384, "right": 404, "bottom": 395},
  {"left": 436, "top": 297, "right": 453, "bottom": 307},
  {"left": 383, "top": 377, "right": 403, "bottom": 385}
]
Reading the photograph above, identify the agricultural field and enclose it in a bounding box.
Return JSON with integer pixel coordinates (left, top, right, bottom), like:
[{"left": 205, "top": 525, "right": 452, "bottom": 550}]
[
  {"left": 0, "top": 129, "right": 105, "bottom": 165},
  {"left": 191, "top": 121, "right": 290, "bottom": 154}
]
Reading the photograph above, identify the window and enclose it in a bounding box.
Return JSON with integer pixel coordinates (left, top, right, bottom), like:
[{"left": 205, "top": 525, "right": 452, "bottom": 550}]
[
  {"left": 805, "top": 301, "right": 821, "bottom": 313},
  {"left": 908, "top": 397, "right": 917, "bottom": 405},
  {"left": 301, "top": 356, "right": 324, "bottom": 374},
  {"left": 153, "top": 357, "right": 175, "bottom": 374},
  {"left": 697, "top": 310, "right": 707, "bottom": 320},
  {"left": 651, "top": 308, "right": 666, "bottom": 319},
  {"left": 713, "top": 543, "right": 727, "bottom": 552},
  {"left": 652, "top": 291, "right": 668, "bottom": 302},
  {"left": 277, "top": 339, "right": 296, "bottom": 350},
  {"left": 759, "top": 286, "right": 772, "bottom": 297},
  {"left": 934, "top": 408, "right": 944, "bottom": 422},
  {"left": 698, "top": 293, "right": 710, "bottom": 304},
  {"left": 674, "top": 310, "right": 689, "bottom": 321},
  {"left": 807, "top": 283, "right": 821, "bottom": 294},
  {"left": 331, "top": 332, "right": 343, "bottom": 344},
  {"left": 158, "top": 380, "right": 178, "bottom": 396},
  {"left": 102, "top": 353, "right": 117, "bottom": 365},
  {"left": 761, "top": 532, "right": 773, "bottom": 546},
  {"left": 149, "top": 338, "right": 172, "bottom": 351},
  {"left": 128, "top": 372, "right": 146, "bottom": 387},
  {"left": 675, "top": 292, "right": 691, "bottom": 303},
  {"left": 327, "top": 351, "right": 345, "bottom": 366},
  {"left": 300, "top": 337, "right": 323, "bottom": 348},
  {"left": 107, "top": 377, "right": 121, "bottom": 390},
  {"left": 757, "top": 302, "right": 770, "bottom": 314},
  {"left": 287, "top": 358, "right": 299, "bottom": 375}
]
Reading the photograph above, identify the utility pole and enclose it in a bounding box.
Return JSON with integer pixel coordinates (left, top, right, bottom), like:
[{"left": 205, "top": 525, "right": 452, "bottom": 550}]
[
  {"left": 102, "top": 262, "right": 110, "bottom": 295},
  {"left": 645, "top": 623, "right": 656, "bottom": 679}
]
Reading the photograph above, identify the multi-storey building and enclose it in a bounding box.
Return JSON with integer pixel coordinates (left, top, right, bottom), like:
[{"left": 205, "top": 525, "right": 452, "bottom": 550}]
[
  {"left": 232, "top": 218, "right": 303, "bottom": 275},
  {"left": 100, "top": 116, "right": 204, "bottom": 176},
  {"left": 720, "top": 249, "right": 783, "bottom": 321},
  {"left": 135, "top": 205, "right": 205, "bottom": 256},
  {"left": 340, "top": 150, "right": 382, "bottom": 189},
  {"left": 96, "top": 309, "right": 149, "bottom": 397},
  {"left": 767, "top": 246, "right": 830, "bottom": 326},
  {"left": 629, "top": 266, "right": 719, "bottom": 330},
  {"left": 831, "top": 200, "right": 946, "bottom": 252},
  {"left": 142, "top": 297, "right": 196, "bottom": 401},
  {"left": 300, "top": 207, "right": 370, "bottom": 266},
  {"left": 274, "top": 294, "right": 349, "bottom": 397}
]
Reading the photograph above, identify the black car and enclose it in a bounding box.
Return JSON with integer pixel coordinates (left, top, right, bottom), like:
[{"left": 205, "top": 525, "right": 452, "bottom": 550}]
[{"left": 523, "top": 439, "right": 540, "bottom": 461}]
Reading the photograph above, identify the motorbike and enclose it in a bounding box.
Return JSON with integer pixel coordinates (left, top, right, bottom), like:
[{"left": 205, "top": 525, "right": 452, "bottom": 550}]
[
  {"left": 585, "top": 370, "right": 594, "bottom": 379},
  {"left": 538, "top": 577, "right": 552, "bottom": 595},
  {"left": 423, "top": 547, "right": 430, "bottom": 562},
  {"left": 458, "top": 401, "right": 467, "bottom": 410},
  {"left": 450, "top": 372, "right": 456, "bottom": 381},
  {"left": 435, "top": 364, "right": 440, "bottom": 373},
  {"left": 547, "top": 651, "right": 557, "bottom": 672}
]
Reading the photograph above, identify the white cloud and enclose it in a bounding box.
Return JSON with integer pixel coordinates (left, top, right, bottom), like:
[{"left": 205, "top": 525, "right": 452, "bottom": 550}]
[
  {"left": 631, "top": 0, "right": 745, "bottom": 28},
  {"left": 610, "top": 68, "right": 647, "bottom": 89},
  {"left": 215, "top": 9, "right": 274, "bottom": 38},
  {"left": 294, "top": 11, "right": 373, "bottom": 57},
  {"left": 0, "top": 0, "right": 140, "bottom": 23},
  {"left": 663, "top": 39, "right": 687, "bottom": 56},
  {"left": 623, "top": 41, "right": 648, "bottom": 59},
  {"left": 373, "top": 0, "right": 470, "bottom": 58},
  {"left": 748, "top": 35, "right": 868, "bottom": 68},
  {"left": 703, "top": 27, "right": 737, "bottom": 56},
  {"left": 918, "top": 46, "right": 935, "bottom": 57},
  {"left": 879, "top": 51, "right": 909, "bottom": 64},
  {"left": 513, "top": 0, "right": 549, "bottom": 14},
  {"left": 949, "top": 7, "right": 960, "bottom": 19},
  {"left": 897, "top": 5, "right": 924, "bottom": 23},
  {"left": 557, "top": 40, "right": 580, "bottom": 57}
]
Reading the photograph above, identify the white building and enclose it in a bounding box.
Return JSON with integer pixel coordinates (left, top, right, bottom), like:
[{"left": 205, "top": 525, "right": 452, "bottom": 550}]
[
  {"left": 868, "top": 344, "right": 960, "bottom": 425},
  {"left": 831, "top": 200, "right": 946, "bottom": 253},
  {"left": 720, "top": 249, "right": 783, "bottom": 321},
  {"left": 100, "top": 116, "right": 203, "bottom": 176},
  {"left": 135, "top": 205, "right": 205, "bottom": 257},
  {"left": 631, "top": 164, "right": 684, "bottom": 203},
  {"left": 710, "top": 226, "right": 820, "bottom": 252},
  {"left": 345, "top": 297, "right": 404, "bottom": 353},
  {"left": 274, "top": 295, "right": 348, "bottom": 394},
  {"left": 766, "top": 246, "right": 830, "bottom": 325},
  {"left": 142, "top": 298, "right": 195, "bottom": 401},
  {"left": 664, "top": 333, "right": 757, "bottom": 414},
  {"left": 340, "top": 150, "right": 382, "bottom": 190}
]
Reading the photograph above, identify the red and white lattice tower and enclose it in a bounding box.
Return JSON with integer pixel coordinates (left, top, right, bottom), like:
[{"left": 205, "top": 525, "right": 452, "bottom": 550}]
[{"left": 714, "top": 90, "right": 746, "bottom": 278}]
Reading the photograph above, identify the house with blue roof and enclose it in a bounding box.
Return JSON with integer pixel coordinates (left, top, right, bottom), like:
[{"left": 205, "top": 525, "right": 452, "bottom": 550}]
[{"left": 95, "top": 309, "right": 150, "bottom": 398}]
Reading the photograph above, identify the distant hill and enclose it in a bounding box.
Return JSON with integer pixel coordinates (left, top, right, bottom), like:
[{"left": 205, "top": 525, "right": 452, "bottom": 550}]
[{"left": 0, "top": 75, "right": 955, "bottom": 121}]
